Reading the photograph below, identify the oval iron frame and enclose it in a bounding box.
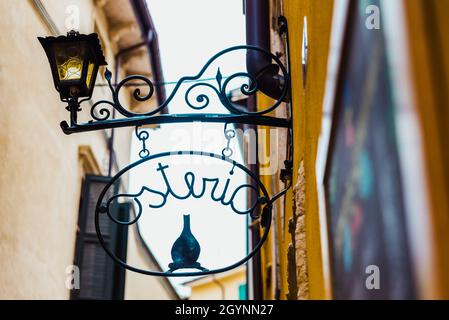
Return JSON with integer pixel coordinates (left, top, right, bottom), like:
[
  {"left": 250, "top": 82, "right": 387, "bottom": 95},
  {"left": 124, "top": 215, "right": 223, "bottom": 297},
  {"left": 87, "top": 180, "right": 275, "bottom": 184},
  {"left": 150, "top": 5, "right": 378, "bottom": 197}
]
[{"left": 95, "top": 151, "right": 275, "bottom": 277}]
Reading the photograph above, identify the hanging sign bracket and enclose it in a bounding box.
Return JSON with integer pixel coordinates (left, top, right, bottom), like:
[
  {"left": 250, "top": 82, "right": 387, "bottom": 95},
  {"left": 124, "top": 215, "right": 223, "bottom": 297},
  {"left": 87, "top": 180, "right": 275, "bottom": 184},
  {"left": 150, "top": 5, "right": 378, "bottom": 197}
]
[{"left": 39, "top": 16, "right": 293, "bottom": 277}]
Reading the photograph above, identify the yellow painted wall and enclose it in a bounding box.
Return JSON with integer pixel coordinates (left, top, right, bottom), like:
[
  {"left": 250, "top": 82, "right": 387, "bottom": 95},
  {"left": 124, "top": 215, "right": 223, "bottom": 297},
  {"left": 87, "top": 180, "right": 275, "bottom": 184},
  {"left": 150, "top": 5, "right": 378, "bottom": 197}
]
[
  {"left": 282, "top": 0, "right": 334, "bottom": 300},
  {"left": 187, "top": 267, "right": 246, "bottom": 300},
  {"left": 257, "top": 0, "right": 334, "bottom": 300},
  {"left": 257, "top": 96, "right": 275, "bottom": 300}
]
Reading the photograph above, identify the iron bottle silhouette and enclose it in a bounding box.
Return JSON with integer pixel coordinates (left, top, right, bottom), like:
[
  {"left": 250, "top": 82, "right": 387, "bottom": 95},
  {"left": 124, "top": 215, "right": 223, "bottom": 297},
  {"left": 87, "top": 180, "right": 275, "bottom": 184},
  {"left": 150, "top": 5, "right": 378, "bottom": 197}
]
[{"left": 168, "top": 214, "right": 207, "bottom": 272}]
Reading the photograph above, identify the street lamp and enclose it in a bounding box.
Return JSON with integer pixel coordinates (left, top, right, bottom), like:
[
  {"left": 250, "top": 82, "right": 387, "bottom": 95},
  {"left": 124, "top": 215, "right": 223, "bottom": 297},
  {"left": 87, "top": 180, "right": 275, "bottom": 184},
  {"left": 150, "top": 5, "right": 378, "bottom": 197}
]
[{"left": 38, "top": 30, "right": 107, "bottom": 101}]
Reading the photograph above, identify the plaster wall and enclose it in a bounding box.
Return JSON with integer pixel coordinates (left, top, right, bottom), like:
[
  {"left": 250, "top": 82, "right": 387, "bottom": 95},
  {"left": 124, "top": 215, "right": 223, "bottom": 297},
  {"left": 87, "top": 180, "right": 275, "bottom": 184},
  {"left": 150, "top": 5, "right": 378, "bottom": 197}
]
[{"left": 0, "top": 0, "right": 170, "bottom": 300}]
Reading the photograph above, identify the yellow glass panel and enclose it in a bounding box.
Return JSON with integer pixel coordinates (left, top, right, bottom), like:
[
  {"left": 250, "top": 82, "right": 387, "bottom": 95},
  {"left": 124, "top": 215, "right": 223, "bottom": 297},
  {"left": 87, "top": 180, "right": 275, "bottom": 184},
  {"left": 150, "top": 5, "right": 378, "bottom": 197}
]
[
  {"left": 53, "top": 42, "right": 86, "bottom": 81},
  {"left": 86, "top": 61, "right": 95, "bottom": 89},
  {"left": 58, "top": 57, "right": 83, "bottom": 80}
]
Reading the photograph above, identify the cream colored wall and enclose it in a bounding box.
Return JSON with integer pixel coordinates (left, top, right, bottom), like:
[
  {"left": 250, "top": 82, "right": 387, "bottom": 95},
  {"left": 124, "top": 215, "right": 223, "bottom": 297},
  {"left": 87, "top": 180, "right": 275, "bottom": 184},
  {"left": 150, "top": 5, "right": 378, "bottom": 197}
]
[
  {"left": 188, "top": 268, "right": 246, "bottom": 300},
  {"left": 124, "top": 225, "right": 177, "bottom": 300},
  {"left": 0, "top": 0, "right": 170, "bottom": 300},
  {"left": 44, "top": 0, "right": 95, "bottom": 34},
  {"left": 0, "top": 0, "right": 110, "bottom": 299}
]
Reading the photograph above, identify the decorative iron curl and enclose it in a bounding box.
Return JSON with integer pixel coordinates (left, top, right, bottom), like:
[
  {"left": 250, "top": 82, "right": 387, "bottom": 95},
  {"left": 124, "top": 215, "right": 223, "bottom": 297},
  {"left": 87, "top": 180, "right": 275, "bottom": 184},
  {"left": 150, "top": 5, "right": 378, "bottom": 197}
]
[
  {"left": 185, "top": 82, "right": 220, "bottom": 110},
  {"left": 219, "top": 71, "right": 259, "bottom": 114},
  {"left": 90, "top": 100, "right": 114, "bottom": 121},
  {"left": 112, "top": 75, "right": 155, "bottom": 117}
]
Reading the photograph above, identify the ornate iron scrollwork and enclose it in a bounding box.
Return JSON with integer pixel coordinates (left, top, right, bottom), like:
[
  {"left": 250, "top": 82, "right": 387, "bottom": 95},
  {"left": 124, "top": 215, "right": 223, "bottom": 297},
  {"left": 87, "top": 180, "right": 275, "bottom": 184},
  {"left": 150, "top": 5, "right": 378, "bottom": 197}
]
[
  {"left": 60, "top": 44, "right": 291, "bottom": 134},
  {"left": 55, "top": 17, "right": 293, "bottom": 277}
]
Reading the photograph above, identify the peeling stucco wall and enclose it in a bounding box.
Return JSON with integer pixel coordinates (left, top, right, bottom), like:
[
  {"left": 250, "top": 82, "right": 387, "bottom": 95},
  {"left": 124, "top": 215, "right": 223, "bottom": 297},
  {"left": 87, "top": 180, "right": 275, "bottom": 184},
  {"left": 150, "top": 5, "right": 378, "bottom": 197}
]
[{"left": 287, "top": 161, "right": 309, "bottom": 299}]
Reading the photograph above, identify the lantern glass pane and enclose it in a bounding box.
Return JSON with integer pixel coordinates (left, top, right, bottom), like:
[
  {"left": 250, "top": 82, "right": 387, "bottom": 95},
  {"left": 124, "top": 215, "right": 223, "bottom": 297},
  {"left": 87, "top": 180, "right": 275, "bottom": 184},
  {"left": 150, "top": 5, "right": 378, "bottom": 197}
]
[
  {"left": 86, "top": 60, "right": 95, "bottom": 89},
  {"left": 53, "top": 42, "right": 86, "bottom": 81}
]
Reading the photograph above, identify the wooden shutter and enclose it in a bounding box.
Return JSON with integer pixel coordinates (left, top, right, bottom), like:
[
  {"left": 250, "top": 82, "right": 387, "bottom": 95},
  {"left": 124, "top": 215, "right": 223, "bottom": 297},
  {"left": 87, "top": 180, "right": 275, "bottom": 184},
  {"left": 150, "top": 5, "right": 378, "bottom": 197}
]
[{"left": 71, "top": 175, "right": 129, "bottom": 300}]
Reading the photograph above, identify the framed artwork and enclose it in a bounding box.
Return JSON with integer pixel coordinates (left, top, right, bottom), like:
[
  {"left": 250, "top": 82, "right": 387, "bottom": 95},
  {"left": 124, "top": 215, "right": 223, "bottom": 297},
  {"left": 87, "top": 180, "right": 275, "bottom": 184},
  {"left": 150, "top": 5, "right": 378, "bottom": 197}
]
[{"left": 316, "top": 0, "right": 430, "bottom": 299}]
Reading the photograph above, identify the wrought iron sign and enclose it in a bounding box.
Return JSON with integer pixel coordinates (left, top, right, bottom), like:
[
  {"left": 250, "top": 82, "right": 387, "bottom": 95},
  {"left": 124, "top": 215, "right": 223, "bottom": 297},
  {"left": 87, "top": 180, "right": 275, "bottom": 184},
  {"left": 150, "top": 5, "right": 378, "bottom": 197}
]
[{"left": 39, "top": 17, "right": 293, "bottom": 277}]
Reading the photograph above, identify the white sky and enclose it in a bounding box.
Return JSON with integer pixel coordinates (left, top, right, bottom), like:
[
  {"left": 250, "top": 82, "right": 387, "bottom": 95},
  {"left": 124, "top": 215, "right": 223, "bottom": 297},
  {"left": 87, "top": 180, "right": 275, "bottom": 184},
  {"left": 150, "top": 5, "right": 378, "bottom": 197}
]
[{"left": 128, "top": 0, "right": 247, "bottom": 297}]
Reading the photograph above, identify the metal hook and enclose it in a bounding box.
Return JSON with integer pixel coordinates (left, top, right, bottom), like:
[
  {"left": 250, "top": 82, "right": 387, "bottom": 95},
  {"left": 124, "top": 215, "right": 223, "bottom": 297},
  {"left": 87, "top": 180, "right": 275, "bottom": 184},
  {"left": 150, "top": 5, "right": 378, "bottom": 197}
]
[
  {"left": 135, "top": 126, "right": 150, "bottom": 159},
  {"left": 222, "top": 123, "right": 236, "bottom": 158}
]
